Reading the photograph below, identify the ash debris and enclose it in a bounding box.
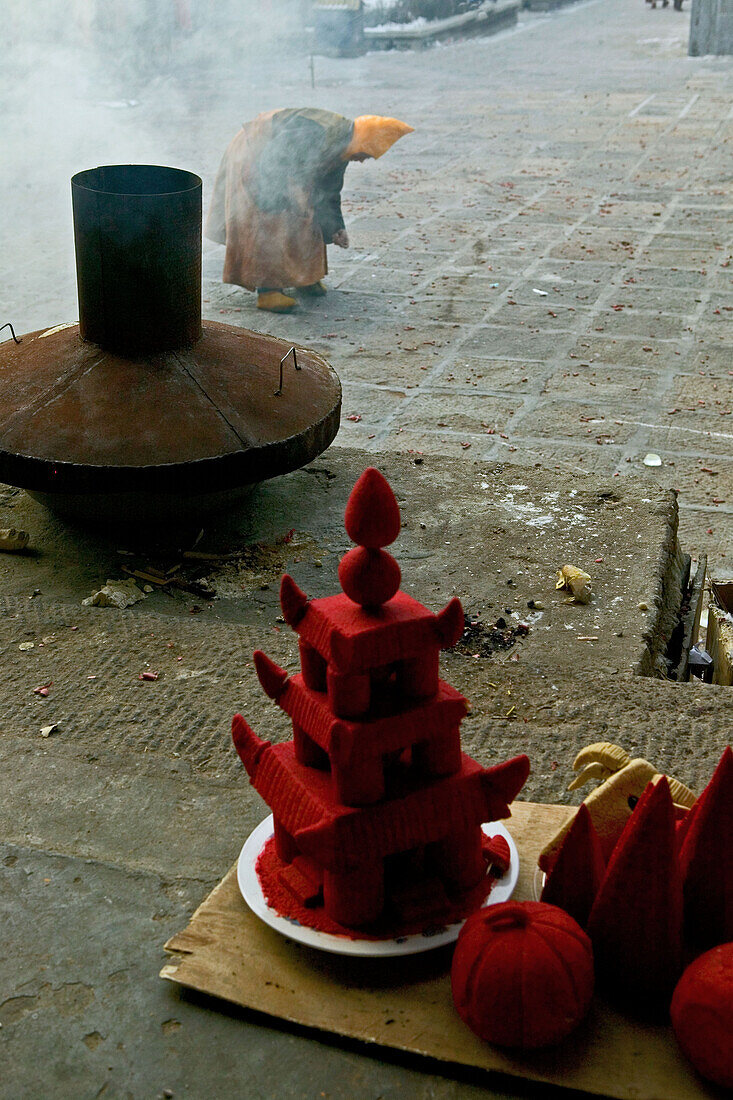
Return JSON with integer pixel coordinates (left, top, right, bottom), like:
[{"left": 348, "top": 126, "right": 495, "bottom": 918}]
[{"left": 454, "top": 612, "right": 530, "bottom": 658}]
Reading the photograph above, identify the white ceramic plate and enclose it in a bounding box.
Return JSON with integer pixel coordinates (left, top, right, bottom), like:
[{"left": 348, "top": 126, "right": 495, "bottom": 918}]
[{"left": 237, "top": 815, "right": 519, "bottom": 957}]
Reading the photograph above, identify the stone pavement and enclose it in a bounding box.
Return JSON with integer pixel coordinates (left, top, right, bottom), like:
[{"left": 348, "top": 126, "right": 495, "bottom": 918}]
[
  {"left": 218, "top": 0, "right": 730, "bottom": 572},
  {"left": 3, "top": 0, "right": 732, "bottom": 572}
]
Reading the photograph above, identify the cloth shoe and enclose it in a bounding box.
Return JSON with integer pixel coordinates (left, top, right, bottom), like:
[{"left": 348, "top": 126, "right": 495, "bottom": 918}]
[{"left": 257, "top": 290, "right": 297, "bottom": 313}]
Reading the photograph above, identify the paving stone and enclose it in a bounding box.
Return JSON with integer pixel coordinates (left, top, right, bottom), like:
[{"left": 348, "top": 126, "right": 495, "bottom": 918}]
[
  {"left": 460, "top": 325, "right": 571, "bottom": 360},
  {"left": 513, "top": 402, "right": 637, "bottom": 446},
  {"left": 640, "top": 246, "right": 725, "bottom": 268},
  {"left": 500, "top": 441, "right": 634, "bottom": 477},
  {"left": 542, "top": 364, "right": 661, "bottom": 400},
  {"left": 511, "top": 280, "right": 609, "bottom": 306},
  {"left": 589, "top": 309, "right": 692, "bottom": 340},
  {"left": 490, "top": 302, "right": 591, "bottom": 330},
  {"left": 690, "top": 345, "right": 733, "bottom": 373},
  {"left": 632, "top": 265, "right": 715, "bottom": 289},
  {"left": 413, "top": 295, "right": 496, "bottom": 324},
  {"left": 422, "top": 273, "right": 514, "bottom": 299},
  {"left": 645, "top": 421, "right": 733, "bottom": 457},
  {"left": 530, "top": 258, "right": 620, "bottom": 283},
  {"left": 431, "top": 357, "right": 536, "bottom": 393},
  {"left": 597, "top": 285, "right": 701, "bottom": 314},
  {"left": 340, "top": 382, "right": 410, "bottom": 421},
  {"left": 396, "top": 391, "right": 520, "bottom": 435},
  {"left": 649, "top": 452, "right": 733, "bottom": 499},
  {"left": 563, "top": 334, "right": 690, "bottom": 367},
  {"left": 671, "top": 372, "right": 733, "bottom": 408},
  {"left": 678, "top": 507, "right": 733, "bottom": 564}
]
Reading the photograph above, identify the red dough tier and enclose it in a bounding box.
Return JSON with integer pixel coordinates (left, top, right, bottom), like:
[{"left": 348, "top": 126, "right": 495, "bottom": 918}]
[
  {"left": 254, "top": 652, "right": 468, "bottom": 805},
  {"left": 280, "top": 581, "right": 464, "bottom": 720},
  {"left": 232, "top": 467, "right": 530, "bottom": 930},
  {"left": 234, "top": 717, "right": 528, "bottom": 926}
]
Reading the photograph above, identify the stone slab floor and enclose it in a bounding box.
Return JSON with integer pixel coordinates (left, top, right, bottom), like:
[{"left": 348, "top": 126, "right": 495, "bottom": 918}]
[{"left": 2, "top": 0, "right": 731, "bottom": 569}]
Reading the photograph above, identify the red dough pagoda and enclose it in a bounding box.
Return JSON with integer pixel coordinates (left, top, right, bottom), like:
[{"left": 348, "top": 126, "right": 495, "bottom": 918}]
[{"left": 232, "top": 468, "right": 530, "bottom": 930}]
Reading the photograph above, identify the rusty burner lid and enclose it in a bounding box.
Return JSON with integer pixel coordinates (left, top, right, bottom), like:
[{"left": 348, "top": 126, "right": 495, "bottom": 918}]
[
  {"left": 0, "top": 165, "right": 341, "bottom": 521},
  {"left": 0, "top": 321, "right": 340, "bottom": 497}
]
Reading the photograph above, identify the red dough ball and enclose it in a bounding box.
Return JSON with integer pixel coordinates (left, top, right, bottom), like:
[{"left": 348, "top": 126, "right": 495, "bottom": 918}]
[
  {"left": 339, "top": 546, "right": 401, "bottom": 607},
  {"left": 344, "top": 467, "right": 401, "bottom": 548},
  {"left": 671, "top": 943, "right": 733, "bottom": 1089},
  {"left": 452, "top": 901, "right": 594, "bottom": 1049}
]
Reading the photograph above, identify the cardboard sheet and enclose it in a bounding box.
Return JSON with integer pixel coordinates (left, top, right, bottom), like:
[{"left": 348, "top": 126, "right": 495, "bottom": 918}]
[{"left": 161, "top": 801, "right": 720, "bottom": 1100}]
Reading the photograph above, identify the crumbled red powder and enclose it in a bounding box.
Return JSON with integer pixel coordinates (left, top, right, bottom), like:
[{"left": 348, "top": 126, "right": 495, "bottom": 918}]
[{"left": 256, "top": 837, "right": 498, "bottom": 941}]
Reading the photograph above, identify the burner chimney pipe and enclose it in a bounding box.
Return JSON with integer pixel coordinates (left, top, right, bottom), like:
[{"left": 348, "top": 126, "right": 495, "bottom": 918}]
[{"left": 71, "top": 164, "right": 202, "bottom": 354}]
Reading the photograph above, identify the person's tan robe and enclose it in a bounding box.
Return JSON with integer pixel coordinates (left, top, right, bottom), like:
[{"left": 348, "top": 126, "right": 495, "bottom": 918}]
[{"left": 206, "top": 109, "right": 352, "bottom": 291}]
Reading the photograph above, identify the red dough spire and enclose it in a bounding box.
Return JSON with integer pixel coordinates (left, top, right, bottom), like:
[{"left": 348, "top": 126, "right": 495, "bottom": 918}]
[
  {"left": 280, "top": 574, "right": 308, "bottom": 626},
  {"left": 254, "top": 651, "right": 289, "bottom": 700},
  {"left": 480, "top": 755, "right": 531, "bottom": 820},
  {"left": 436, "top": 597, "right": 465, "bottom": 648},
  {"left": 232, "top": 714, "right": 271, "bottom": 776},
  {"left": 344, "top": 467, "right": 401, "bottom": 547},
  {"left": 339, "top": 467, "right": 402, "bottom": 607},
  {"left": 678, "top": 745, "right": 733, "bottom": 951}
]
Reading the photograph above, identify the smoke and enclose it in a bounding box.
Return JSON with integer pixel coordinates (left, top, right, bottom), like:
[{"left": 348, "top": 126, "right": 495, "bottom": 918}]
[{"left": 0, "top": 0, "right": 313, "bottom": 331}]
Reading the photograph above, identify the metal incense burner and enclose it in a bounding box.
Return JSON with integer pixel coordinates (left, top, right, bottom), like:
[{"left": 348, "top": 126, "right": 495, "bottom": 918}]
[{"left": 0, "top": 165, "right": 341, "bottom": 524}]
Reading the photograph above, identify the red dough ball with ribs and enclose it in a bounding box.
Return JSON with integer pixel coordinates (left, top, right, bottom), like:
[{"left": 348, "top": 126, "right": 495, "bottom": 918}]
[
  {"left": 671, "top": 943, "right": 733, "bottom": 1089},
  {"left": 451, "top": 901, "right": 594, "bottom": 1049}
]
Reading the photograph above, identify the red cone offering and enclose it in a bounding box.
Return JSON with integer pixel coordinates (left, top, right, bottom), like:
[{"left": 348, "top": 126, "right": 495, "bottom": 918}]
[
  {"left": 541, "top": 803, "right": 606, "bottom": 929},
  {"left": 587, "top": 776, "right": 683, "bottom": 1014},
  {"left": 678, "top": 746, "right": 733, "bottom": 952}
]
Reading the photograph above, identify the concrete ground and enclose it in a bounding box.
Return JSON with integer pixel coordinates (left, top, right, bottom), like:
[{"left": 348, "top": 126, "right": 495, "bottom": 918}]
[
  {"left": 1, "top": 2, "right": 732, "bottom": 1098},
  {"left": 2, "top": 449, "right": 731, "bottom": 1100}
]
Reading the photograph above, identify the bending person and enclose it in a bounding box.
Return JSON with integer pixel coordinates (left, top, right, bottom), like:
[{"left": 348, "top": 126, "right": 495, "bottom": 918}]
[{"left": 206, "top": 109, "right": 414, "bottom": 313}]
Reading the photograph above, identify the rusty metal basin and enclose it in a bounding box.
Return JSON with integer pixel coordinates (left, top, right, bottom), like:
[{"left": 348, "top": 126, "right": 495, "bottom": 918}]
[
  {"left": 0, "top": 320, "right": 341, "bottom": 523},
  {"left": 0, "top": 164, "right": 341, "bottom": 525}
]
